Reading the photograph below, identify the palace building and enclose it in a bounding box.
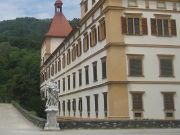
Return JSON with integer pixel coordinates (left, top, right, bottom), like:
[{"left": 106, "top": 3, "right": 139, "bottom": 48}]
[{"left": 40, "top": 0, "right": 180, "bottom": 120}]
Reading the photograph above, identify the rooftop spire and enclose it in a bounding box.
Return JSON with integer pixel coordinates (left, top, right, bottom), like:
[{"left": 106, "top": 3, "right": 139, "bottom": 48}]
[
  {"left": 45, "top": 0, "right": 72, "bottom": 38},
  {"left": 55, "top": 0, "right": 63, "bottom": 13}
]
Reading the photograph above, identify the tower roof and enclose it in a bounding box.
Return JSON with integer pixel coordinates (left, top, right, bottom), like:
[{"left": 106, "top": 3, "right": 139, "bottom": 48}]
[{"left": 45, "top": 0, "right": 72, "bottom": 38}]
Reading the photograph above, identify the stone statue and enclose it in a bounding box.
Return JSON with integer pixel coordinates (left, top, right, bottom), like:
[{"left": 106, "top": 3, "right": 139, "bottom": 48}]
[
  {"left": 45, "top": 80, "right": 59, "bottom": 107},
  {"left": 44, "top": 80, "right": 60, "bottom": 131}
]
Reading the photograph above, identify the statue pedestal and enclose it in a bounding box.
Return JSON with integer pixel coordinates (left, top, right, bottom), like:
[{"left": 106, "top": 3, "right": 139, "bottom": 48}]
[{"left": 44, "top": 107, "right": 60, "bottom": 131}]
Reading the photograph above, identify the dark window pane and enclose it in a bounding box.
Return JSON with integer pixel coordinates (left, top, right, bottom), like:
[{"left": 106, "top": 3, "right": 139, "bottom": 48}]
[
  {"left": 85, "top": 66, "right": 89, "bottom": 84},
  {"left": 102, "top": 60, "right": 107, "bottom": 79},
  {"left": 163, "top": 19, "right": 169, "bottom": 36},
  {"left": 157, "top": 19, "right": 163, "bottom": 36},
  {"left": 132, "top": 93, "right": 143, "bottom": 110},
  {"left": 128, "top": 18, "right": 134, "bottom": 35},
  {"left": 134, "top": 18, "right": 140, "bottom": 34},
  {"left": 160, "top": 59, "right": 173, "bottom": 77},
  {"left": 164, "top": 93, "right": 174, "bottom": 110},
  {"left": 129, "top": 58, "right": 142, "bottom": 76}
]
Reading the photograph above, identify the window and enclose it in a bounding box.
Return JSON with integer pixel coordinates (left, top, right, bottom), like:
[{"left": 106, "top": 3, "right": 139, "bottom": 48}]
[
  {"left": 58, "top": 101, "right": 61, "bottom": 115},
  {"left": 173, "top": 2, "right": 177, "bottom": 11},
  {"left": 72, "top": 99, "right": 76, "bottom": 117},
  {"left": 85, "top": 66, "right": 89, "bottom": 85},
  {"left": 79, "top": 69, "right": 82, "bottom": 86},
  {"left": 94, "top": 94, "right": 99, "bottom": 118},
  {"left": 159, "top": 55, "right": 174, "bottom": 77},
  {"left": 58, "top": 80, "right": 60, "bottom": 92},
  {"left": 128, "top": 55, "right": 143, "bottom": 77},
  {"left": 132, "top": 92, "right": 144, "bottom": 111},
  {"left": 103, "top": 92, "right": 108, "bottom": 117},
  {"left": 128, "top": 0, "right": 137, "bottom": 7},
  {"left": 145, "top": 0, "right": 149, "bottom": 8},
  {"left": 62, "top": 101, "right": 65, "bottom": 116},
  {"left": 92, "top": 61, "right": 98, "bottom": 82},
  {"left": 84, "top": 0, "right": 88, "bottom": 13},
  {"left": 98, "top": 19, "right": 106, "bottom": 41},
  {"left": 101, "top": 57, "right": 107, "bottom": 79},
  {"left": 58, "top": 58, "right": 61, "bottom": 72},
  {"left": 151, "top": 17, "right": 177, "bottom": 36},
  {"left": 63, "top": 78, "right": 65, "bottom": 92},
  {"left": 92, "top": 0, "right": 95, "bottom": 5},
  {"left": 157, "top": 0, "right": 166, "bottom": 9},
  {"left": 121, "top": 16, "right": 148, "bottom": 35},
  {"left": 73, "top": 72, "right": 76, "bottom": 89},
  {"left": 55, "top": 61, "right": 57, "bottom": 74},
  {"left": 131, "top": 92, "right": 144, "bottom": 119},
  {"left": 162, "top": 92, "right": 175, "bottom": 119},
  {"left": 72, "top": 44, "right": 76, "bottom": 61},
  {"left": 79, "top": 98, "right": 83, "bottom": 117},
  {"left": 67, "top": 49, "right": 71, "bottom": 65},
  {"left": 67, "top": 100, "right": 71, "bottom": 116},
  {"left": 83, "top": 33, "right": 89, "bottom": 52},
  {"left": 62, "top": 53, "right": 66, "bottom": 68},
  {"left": 51, "top": 64, "right": 55, "bottom": 76},
  {"left": 67, "top": 75, "right": 70, "bottom": 90},
  {"left": 90, "top": 26, "right": 97, "bottom": 47},
  {"left": 48, "top": 67, "right": 50, "bottom": 78},
  {"left": 76, "top": 39, "right": 82, "bottom": 57},
  {"left": 86, "top": 96, "right": 90, "bottom": 117}
]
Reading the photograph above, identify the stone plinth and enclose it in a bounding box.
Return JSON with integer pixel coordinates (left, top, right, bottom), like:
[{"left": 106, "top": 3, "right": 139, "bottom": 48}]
[{"left": 44, "top": 108, "right": 60, "bottom": 131}]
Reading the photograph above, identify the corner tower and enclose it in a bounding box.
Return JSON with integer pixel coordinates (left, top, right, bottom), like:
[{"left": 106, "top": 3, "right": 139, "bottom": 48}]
[{"left": 41, "top": 0, "right": 72, "bottom": 65}]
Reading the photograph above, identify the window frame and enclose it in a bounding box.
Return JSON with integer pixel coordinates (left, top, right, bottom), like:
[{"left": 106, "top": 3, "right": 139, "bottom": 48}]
[
  {"left": 128, "top": 54, "right": 144, "bottom": 77},
  {"left": 158, "top": 55, "right": 175, "bottom": 78}
]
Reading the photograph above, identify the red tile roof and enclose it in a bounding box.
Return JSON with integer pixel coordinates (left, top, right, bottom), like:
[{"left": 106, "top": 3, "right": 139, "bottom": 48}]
[{"left": 45, "top": 12, "right": 72, "bottom": 38}]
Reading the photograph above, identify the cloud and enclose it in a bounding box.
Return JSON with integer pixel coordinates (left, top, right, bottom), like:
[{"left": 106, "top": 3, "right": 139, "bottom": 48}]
[{"left": 0, "top": 0, "right": 80, "bottom": 21}]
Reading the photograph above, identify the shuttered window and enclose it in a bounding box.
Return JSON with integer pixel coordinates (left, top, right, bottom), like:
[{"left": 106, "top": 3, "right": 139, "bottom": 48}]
[
  {"left": 83, "top": 33, "right": 89, "bottom": 52},
  {"left": 76, "top": 39, "right": 82, "bottom": 57},
  {"left": 72, "top": 44, "right": 76, "bottom": 61},
  {"left": 151, "top": 18, "right": 177, "bottom": 36},
  {"left": 98, "top": 19, "right": 106, "bottom": 41},
  {"left": 159, "top": 56, "right": 174, "bottom": 77},
  {"left": 121, "top": 16, "right": 148, "bottom": 35},
  {"left": 128, "top": 55, "right": 143, "bottom": 77},
  {"left": 90, "top": 26, "right": 97, "bottom": 47}
]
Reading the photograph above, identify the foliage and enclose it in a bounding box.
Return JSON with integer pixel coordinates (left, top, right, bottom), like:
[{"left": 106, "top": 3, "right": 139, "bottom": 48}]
[{"left": 0, "top": 17, "right": 79, "bottom": 118}]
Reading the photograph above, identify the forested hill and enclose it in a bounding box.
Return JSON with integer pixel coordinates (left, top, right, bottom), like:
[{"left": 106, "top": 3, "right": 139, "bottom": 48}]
[
  {"left": 0, "top": 17, "right": 79, "bottom": 118},
  {"left": 0, "top": 17, "right": 51, "bottom": 49}
]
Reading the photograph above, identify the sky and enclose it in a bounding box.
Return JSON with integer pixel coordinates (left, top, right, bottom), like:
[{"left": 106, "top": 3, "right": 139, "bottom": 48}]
[{"left": 0, "top": 0, "right": 81, "bottom": 21}]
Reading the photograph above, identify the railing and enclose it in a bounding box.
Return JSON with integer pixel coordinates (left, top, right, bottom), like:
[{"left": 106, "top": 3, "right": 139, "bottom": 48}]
[{"left": 11, "top": 101, "right": 46, "bottom": 129}]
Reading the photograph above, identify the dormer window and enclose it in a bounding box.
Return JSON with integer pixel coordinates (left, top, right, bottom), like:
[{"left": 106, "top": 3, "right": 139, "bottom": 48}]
[
  {"left": 128, "top": 0, "right": 138, "bottom": 7},
  {"left": 157, "top": 0, "right": 166, "bottom": 9}
]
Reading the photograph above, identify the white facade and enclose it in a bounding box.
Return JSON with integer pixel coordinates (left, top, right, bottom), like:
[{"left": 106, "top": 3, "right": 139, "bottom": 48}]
[{"left": 41, "top": 0, "right": 180, "bottom": 120}]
